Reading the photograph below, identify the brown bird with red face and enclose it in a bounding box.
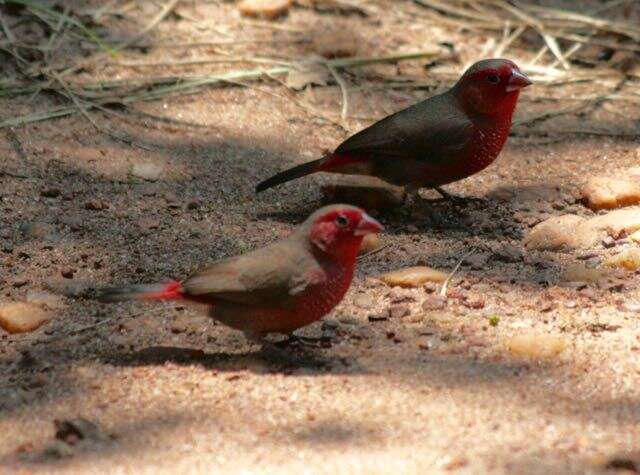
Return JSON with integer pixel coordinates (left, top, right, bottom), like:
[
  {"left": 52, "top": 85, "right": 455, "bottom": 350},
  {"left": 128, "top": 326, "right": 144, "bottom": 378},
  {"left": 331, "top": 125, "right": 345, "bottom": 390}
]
[
  {"left": 98, "top": 205, "right": 382, "bottom": 344},
  {"left": 256, "top": 58, "right": 531, "bottom": 201}
]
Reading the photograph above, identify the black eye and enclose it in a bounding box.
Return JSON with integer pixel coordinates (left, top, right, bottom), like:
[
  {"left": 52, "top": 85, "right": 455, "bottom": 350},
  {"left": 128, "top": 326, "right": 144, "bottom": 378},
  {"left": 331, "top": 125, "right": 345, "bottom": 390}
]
[
  {"left": 335, "top": 215, "right": 349, "bottom": 227},
  {"left": 487, "top": 74, "right": 500, "bottom": 84}
]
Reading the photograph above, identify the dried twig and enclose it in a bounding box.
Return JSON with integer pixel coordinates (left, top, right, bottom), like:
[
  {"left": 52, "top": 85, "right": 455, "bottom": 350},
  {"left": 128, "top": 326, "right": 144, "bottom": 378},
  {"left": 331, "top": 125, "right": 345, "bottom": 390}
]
[
  {"left": 327, "top": 64, "right": 350, "bottom": 123},
  {"left": 357, "top": 243, "right": 391, "bottom": 261},
  {"left": 108, "top": 56, "right": 292, "bottom": 68},
  {"left": 493, "top": 24, "right": 525, "bottom": 57},
  {"left": 0, "top": 170, "right": 29, "bottom": 179},
  {"left": 440, "top": 248, "right": 476, "bottom": 297},
  {"left": 0, "top": 50, "right": 440, "bottom": 129},
  {"left": 51, "top": 72, "right": 155, "bottom": 150},
  {"left": 39, "top": 317, "right": 115, "bottom": 344},
  {"left": 44, "top": 4, "right": 70, "bottom": 60},
  {"left": 119, "top": 0, "right": 181, "bottom": 48},
  {"left": 0, "top": 9, "right": 29, "bottom": 71}
]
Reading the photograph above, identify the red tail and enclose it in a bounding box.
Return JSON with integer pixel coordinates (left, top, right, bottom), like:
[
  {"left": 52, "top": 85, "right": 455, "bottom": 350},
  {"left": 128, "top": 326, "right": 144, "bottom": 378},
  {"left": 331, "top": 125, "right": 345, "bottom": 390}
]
[
  {"left": 256, "top": 153, "right": 372, "bottom": 193},
  {"left": 98, "top": 280, "right": 184, "bottom": 302}
]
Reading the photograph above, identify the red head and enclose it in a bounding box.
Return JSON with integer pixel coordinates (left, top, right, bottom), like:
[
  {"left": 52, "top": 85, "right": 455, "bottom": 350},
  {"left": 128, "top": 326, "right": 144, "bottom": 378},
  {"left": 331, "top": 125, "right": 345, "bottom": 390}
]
[
  {"left": 302, "top": 204, "right": 383, "bottom": 259},
  {"left": 452, "top": 58, "right": 531, "bottom": 121}
]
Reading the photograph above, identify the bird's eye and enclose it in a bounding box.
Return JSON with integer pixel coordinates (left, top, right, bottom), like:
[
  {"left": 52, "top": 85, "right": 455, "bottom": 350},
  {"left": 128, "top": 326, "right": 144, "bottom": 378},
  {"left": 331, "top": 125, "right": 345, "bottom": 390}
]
[
  {"left": 487, "top": 74, "right": 500, "bottom": 84},
  {"left": 335, "top": 215, "right": 349, "bottom": 227}
]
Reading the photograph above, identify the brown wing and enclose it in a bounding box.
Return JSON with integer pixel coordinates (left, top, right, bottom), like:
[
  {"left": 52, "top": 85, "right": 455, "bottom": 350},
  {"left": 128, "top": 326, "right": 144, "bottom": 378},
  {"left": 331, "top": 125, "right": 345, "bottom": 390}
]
[
  {"left": 181, "top": 239, "right": 326, "bottom": 309},
  {"left": 335, "top": 92, "right": 473, "bottom": 165}
]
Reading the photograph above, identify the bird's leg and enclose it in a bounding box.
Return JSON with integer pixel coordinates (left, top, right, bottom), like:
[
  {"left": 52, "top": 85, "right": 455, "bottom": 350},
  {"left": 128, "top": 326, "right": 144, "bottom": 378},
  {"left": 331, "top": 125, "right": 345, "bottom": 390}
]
[
  {"left": 433, "top": 186, "right": 484, "bottom": 205},
  {"left": 247, "top": 332, "right": 327, "bottom": 367}
]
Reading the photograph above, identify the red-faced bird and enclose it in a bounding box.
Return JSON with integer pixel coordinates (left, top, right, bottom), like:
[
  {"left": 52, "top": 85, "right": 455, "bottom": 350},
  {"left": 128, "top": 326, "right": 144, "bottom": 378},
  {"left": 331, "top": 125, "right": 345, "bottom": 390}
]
[
  {"left": 98, "top": 204, "right": 383, "bottom": 344},
  {"left": 256, "top": 58, "right": 531, "bottom": 201}
]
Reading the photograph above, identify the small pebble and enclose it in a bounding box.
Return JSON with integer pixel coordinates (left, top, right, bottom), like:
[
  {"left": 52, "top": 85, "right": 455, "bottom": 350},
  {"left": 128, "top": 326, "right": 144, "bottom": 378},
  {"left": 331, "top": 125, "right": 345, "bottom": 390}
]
[
  {"left": 311, "top": 29, "right": 360, "bottom": 59},
  {"left": 0, "top": 302, "right": 50, "bottom": 334},
  {"left": 388, "top": 304, "right": 410, "bottom": 319},
  {"left": 368, "top": 314, "right": 387, "bottom": 322},
  {"left": 353, "top": 295, "right": 371, "bottom": 309},
  {"left": 359, "top": 233, "right": 382, "bottom": 255},
  {"left": 505, "top": 333, "right": 568, "bottom": 361},
  {"left": 464, "top": 253, "right": 488, "bottom": 270},
  {"left": 85, "top": 199, "right": 108, "bottom": 211},
  {"left": 581, "top": 171, "right": 640, "bottom": 210},
  {"left": 132, "top": 162, "right": 164, "bottom": 181},
  {"left": 578, "top": 288, "right": 597, "bottom": 301},
  {"left": 462, "top": 297, "right": 485, "bottom": 309},
  {"left": 605, "top": 248, "right": 640, "bottom": 270},
  {"left": 41, "top": 188, "right": 61, "bottom": 198},
  {"left": 602, "top": 236, "right": 616, "bottom": 248},
  {"left": 20, "top": 221, "right": 53, "bottom": 239},
  {"left": 422, "top": 295, "right": 447, "bottom": 311},
  {"left": 12, "top": 278, "right": 29, "bottom": 288},
  {"left": 624, "top": 303, "right": 640, "bottom": 313},
  {"left": 379, "top": 266, "right": 447, "bottom": 288},
  {"left": 26, "top": 290, "right": 66, "bottom": 309},
  {"left": 238, "top": 0, "right": 292, "bottom": 19}
]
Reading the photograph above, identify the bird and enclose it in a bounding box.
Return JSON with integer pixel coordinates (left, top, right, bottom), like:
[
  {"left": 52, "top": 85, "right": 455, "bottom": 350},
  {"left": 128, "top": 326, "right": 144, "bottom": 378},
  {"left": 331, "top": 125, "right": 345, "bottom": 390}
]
[
  {"left": 97, "top": 204, "right": 383, "bottom": 346},
  {"left": 256, "top": 58, "right": 531, "bottom": 202}
]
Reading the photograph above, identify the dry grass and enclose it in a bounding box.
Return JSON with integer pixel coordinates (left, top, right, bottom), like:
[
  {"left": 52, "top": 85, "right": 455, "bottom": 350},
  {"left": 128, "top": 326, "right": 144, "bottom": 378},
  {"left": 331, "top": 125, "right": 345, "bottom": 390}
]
[{"left": 0, "top": 0, "right": 638, "bottom": 136}]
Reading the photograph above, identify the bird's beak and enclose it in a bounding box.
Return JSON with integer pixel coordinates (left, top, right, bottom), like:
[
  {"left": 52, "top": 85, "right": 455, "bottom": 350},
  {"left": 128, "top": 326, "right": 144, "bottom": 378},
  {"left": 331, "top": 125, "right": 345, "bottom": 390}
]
[
  {"left": 355, "top": 213, "right": 383, "bottom": 236},
  {"left": 506, "top": 70, "right": 532, "bottom": 92}
]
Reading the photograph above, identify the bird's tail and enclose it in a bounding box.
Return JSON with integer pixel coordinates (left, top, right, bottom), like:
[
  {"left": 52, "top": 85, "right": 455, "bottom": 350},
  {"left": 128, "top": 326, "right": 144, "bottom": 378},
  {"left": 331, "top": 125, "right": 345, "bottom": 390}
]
[
  {"left": 256, "top": 157, "right": 326, "bottom": 193},
  {"left": 97, "top": 280, "right": 184, "bottom": 303}
]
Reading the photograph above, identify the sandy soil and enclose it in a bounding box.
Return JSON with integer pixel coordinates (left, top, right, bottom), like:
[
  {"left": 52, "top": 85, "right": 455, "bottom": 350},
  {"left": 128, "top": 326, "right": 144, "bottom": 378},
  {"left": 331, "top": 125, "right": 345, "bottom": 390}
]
[{"left": 1, "top": 1, "right": 640, "bottom": 474}]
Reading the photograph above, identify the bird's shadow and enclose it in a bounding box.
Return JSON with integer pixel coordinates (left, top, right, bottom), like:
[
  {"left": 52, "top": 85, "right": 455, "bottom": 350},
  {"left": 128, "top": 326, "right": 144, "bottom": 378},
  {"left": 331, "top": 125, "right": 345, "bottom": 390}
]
[
  {"left": 255, "top": 182, "right": 581, "bottom": 243},
  {"left": 256, "top": 193, "right": 522, "bottom": 238},
  {"left": 106, "top": 343, "right": 360, "bottom": 375},
  {"left": 254, "top": 200, "right": 321, "bottom": 224}
]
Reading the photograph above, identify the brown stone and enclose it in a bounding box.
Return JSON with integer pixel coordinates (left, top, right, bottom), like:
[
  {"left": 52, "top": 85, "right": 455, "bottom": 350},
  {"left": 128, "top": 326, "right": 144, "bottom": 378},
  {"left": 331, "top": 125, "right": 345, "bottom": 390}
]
[
  {"left": 311, "top": 30, "right": 360, "bottom": 59},
  {"left": 582, "top": 169, "right": 640, "bottom": 210},
  {"left": 238, "top": 0, "right": 291, "bottom": 19},
  {"left": 379, "top": 266, "right": 447, "bottom": 288},
  {"left": 422, "top": 295, "right": 447, "bottom": 311},
  {"left": 525, "top": 208, "right": 640, "bottom": 251},
  {"left": 605, "top": 248, "right": 640, "bottom": 271},
  {"left": 359, "top": 233, "right": 382, "bottom": 255},
  {"left": 0, "top": 302, "right": 50, "bottom": 334},
  {"left": 322, "top": 175, "right": 405, "bottom": 211},
  {"left": 524, "top": 215, "right": 596, "bottom": 251},
  {"left": 504, "top": 334, "right": 568, "bottom": 361}
]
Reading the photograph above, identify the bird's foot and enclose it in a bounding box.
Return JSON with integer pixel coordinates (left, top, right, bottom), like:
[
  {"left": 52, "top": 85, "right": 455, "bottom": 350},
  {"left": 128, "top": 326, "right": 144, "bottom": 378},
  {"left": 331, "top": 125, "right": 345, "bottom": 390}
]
[{"left": 433, "top": 187, "right": 485, "bottom": 206}]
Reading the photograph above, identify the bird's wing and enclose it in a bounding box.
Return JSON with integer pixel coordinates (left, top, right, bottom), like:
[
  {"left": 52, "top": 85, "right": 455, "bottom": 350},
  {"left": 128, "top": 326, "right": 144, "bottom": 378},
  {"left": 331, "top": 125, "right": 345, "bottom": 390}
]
[
  {"left": 181, "top": 240, "right": 325, "bottom": 308},
  {"left": 335, "top": 93, "right": 473, "bottom": 165}
]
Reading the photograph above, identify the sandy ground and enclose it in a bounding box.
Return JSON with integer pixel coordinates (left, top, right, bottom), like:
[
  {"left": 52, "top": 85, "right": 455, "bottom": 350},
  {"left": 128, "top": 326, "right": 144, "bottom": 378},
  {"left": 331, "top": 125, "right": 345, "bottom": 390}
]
[{"left": 1, "top": 1, "right": 640, "bottom": 474}]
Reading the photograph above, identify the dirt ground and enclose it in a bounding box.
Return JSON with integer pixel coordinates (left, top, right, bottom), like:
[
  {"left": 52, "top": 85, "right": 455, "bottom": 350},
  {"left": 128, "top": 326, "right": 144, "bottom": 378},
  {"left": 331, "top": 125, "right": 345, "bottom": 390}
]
[{"left": 1, "top": 1, "right": 640, "bottom": 474}]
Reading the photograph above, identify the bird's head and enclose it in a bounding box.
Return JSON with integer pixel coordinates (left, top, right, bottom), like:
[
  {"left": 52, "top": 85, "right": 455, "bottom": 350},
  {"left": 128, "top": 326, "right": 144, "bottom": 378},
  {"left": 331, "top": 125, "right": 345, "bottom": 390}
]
[
  {"left": 452, "top": 58, "right": 531, "bottom": 120},
  {"left": 303, "top": 204, "right": 383, "bottom": 258}
]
